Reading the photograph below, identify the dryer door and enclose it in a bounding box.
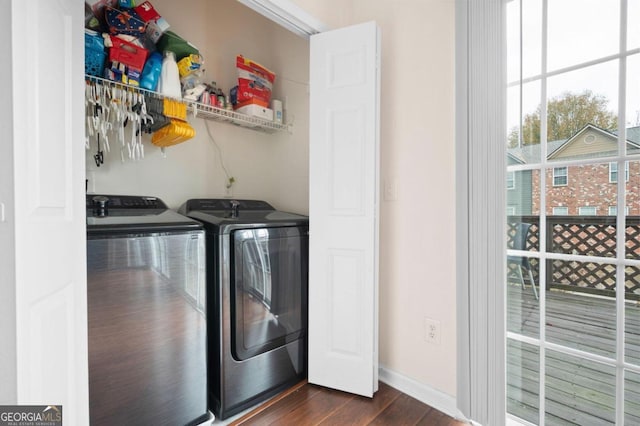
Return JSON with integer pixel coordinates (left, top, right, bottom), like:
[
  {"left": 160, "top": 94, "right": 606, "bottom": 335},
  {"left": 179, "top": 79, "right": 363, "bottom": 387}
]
[{"left": 231, "top": 226, "right": 308, "bottom": 361}]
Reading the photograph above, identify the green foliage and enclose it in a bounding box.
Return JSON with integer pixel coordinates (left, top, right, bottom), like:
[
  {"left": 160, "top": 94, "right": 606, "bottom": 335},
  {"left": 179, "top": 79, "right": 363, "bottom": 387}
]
[{"left": 508, "top": 90, "right": 618, "bottom": 148}]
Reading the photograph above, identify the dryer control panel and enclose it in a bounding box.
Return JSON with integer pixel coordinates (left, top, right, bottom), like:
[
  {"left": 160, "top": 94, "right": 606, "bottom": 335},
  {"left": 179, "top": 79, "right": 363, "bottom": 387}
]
[{"left": 182, "top": 199, "right": 274, "bottom": 212}]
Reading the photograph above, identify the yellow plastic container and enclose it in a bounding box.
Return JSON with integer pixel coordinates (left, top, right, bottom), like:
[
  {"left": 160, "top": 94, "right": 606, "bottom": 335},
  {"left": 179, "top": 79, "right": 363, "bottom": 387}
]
[
  {"left": 151, "top": 119, "right": 195, "bottom": 147},
  {"left": 163, "top": 98, "right": 188, "bottom": 120}
]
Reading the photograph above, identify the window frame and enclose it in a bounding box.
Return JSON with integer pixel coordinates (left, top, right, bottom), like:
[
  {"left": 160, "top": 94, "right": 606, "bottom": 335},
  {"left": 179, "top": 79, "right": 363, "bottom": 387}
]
[
  {"left": 608, "top": 205, "right": 629, "bottom": 216},
  {"left": 609, "top": 161, "right": 629, "bottom": 183},
  {"left": 578, "top": 206, "right": 597, "bottom": 216},
  {"left": 553, "top": 166, "right": 568, "bottom": 186},
  {"left": 552, "top": 206, "right": 569, "bottom": 215},
  {"left": 506, "top": 170, "right": 515, "bottom": 189},
  {"left": 469, "top": 0, "right": 640, "bottom": 425}
]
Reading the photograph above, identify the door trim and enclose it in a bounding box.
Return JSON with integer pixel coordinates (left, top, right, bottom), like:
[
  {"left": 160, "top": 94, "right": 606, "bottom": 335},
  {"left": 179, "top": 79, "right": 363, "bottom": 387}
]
[{"left": 236, "top": 0, "right": 329, "bottom": 38}]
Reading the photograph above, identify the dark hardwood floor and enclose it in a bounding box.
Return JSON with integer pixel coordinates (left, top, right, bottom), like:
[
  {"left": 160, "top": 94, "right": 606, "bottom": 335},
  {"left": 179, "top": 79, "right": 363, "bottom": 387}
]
[{"left": 230, "top": 381, "right": 469, "bottom": 426}]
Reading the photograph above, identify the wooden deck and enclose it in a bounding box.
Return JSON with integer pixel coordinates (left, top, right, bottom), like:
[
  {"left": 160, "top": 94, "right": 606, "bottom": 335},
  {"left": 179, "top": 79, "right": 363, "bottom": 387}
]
[{"left": 507, "top": 283, "right": 640, "bottom": 425}]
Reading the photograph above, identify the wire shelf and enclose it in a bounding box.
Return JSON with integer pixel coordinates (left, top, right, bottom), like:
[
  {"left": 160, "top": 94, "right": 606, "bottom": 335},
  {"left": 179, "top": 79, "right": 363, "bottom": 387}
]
[
  {"left": 85, "top": 75, "right": 291, "bottom": 134},
  {"left": 191, "top": 102, "right": 288, "bottom": 133}
]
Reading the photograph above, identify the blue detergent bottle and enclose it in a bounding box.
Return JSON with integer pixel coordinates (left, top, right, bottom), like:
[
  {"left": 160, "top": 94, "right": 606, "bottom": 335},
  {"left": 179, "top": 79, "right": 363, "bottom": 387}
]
[{"left": 140, "top": 52, "right": 163, "bottom": 91}]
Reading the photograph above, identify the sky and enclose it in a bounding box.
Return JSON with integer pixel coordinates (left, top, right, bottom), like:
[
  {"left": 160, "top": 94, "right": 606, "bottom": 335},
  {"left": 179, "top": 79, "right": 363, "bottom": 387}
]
[{"left": 506, "top": 0, "right": 640, "bottom": 135}]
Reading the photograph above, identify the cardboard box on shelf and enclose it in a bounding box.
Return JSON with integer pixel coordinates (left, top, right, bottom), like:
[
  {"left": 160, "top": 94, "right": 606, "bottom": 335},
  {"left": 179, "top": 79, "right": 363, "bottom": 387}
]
[
  {"left": 133, "top": 1, "right": 170, "bottom": 42},
  {"left": 134, "top": 1, "right": 161, "bottom": 21},
  {"left": 146, "top": 17, "right": 170, "bottom": 43},
  {"left": 236, "top": 104, "right": 274, "bottom": 121},
  {"left": 233, "top": 97, "right": 268, "bottom": 109},
  {"left": 105, "top": 64, "right": 141, "bottom": 86}
]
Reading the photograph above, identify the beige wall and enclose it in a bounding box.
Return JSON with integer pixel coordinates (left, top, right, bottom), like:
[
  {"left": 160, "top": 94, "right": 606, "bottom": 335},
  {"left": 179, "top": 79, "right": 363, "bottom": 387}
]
[
  {"left": 291, "top": 0, "right": 458, "bottom": 396},
  {"left": 87, "top": 0, "right": 457, "bottom": 399},
  {"left": 87, "top": 0, "right": 310, "bottom": 214}
]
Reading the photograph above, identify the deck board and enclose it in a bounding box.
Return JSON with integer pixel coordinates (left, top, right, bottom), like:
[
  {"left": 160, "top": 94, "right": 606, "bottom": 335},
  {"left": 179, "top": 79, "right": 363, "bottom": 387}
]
[{"left": 508, "top": 284, "right": 640, "bottom": 424}]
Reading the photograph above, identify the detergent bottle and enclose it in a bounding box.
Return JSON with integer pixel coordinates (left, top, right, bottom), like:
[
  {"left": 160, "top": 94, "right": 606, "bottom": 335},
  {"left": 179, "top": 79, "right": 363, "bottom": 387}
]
[
  {"left": 139, "top": 52, "right": 163, "bottom": 91},
  {"left": 158, "top": 50, "right": 182, "bottom": 99}
]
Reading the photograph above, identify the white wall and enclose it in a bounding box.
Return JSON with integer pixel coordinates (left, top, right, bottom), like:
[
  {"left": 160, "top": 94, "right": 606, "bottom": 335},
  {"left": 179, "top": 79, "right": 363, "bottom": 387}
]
[
  {"left": 87, "top": 0, "right": 310, "bottom": 214},
  {"left": 291, "top": 0, "right": 458, "bottom": 397}
]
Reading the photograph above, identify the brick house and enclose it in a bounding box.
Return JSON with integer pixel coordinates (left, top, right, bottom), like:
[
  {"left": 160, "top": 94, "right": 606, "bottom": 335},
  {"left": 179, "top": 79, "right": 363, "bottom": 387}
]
[{"left": 508, "top": 124, "right": 640, "bottom": 215}]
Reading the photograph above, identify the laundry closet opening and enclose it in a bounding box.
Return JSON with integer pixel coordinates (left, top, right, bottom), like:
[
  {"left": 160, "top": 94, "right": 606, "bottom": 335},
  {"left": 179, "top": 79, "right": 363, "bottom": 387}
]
[{"left": 85, "top": 0, "right": 311, "bottom": 215}]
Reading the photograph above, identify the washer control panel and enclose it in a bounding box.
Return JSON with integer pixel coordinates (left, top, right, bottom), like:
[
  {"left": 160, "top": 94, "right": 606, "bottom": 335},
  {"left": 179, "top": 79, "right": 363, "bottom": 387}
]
[{"left": 86, "top": 195, "right": 167, "bottom": 210}]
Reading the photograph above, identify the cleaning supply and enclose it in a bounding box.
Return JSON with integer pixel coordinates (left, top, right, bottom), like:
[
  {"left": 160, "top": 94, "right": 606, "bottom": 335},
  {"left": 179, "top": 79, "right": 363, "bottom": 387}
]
[
  {"left": 139, "top": 51, "right": 163, "bottom": 91},
  {"left": 158, "top": 50, "right": 181, "bottom": 99}
]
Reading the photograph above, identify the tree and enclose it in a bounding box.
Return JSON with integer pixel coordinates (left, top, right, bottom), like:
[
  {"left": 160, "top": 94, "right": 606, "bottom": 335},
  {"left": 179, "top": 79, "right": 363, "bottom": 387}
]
[{"left": 508, "top": 90, "right": 618, "bottom": 147}]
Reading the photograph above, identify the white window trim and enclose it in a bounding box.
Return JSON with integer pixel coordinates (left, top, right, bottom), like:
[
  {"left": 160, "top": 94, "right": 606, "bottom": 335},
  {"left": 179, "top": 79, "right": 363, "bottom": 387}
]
[
  {"left": 507, "top": 170, "right": 516, "bottom": 189},
  {"left": 507, "top": 205, "right": 516, "bottom": 215},
  {"left": 552, "top": 206, "right": 568, "bottom": 215},
  {"left": 608, "top": 206, "right": 629, "bottom": 215},
  {"left": 553, "top": 166, "right": 568, "bottom": 186},
  {"left": 578, "top": 206, "right": 597, "bottom": 216},
  {"left": 609, "top": 161, "right": 629, "bottom": 183}
]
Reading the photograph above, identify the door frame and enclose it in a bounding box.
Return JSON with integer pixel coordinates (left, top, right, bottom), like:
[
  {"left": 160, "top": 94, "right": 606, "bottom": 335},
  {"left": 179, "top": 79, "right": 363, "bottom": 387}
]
[{"left": 236, "top": 0, "right": 329, "bottom": 38}]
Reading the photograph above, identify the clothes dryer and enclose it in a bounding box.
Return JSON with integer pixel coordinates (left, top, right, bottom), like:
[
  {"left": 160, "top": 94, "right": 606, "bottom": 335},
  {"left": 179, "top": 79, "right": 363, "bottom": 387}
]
[{"left": 179, "top": 199, "right": 308, "bottom": 420}]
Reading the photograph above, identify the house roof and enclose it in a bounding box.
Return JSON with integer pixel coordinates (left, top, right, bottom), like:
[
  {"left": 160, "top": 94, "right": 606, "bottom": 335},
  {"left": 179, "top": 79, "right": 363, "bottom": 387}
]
[
  {"left": 507, "top": 139, "right": 565, "bottom": 164},
  {"left": 507, "top": 124, "right": 640, "bottom": 164}
]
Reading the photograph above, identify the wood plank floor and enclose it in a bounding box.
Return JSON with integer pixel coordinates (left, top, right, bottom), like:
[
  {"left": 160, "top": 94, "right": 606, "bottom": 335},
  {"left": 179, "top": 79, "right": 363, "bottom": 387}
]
[
  {"left": 507, "top": 283, "right": 640, "bottom": 425},
  {"left": 229, "top": 381, "right": 468, "bottom": 426}
]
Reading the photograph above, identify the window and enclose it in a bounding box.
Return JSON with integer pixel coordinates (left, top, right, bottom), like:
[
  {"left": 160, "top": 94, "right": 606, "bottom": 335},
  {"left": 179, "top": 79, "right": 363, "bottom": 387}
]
[
  {"left": 553, "top": 206, "right": 569, "bottom": 215},
  {"left": 608, "top": 206, "right": 629, "bottom": 215},
  {"left": 578, "top": 206, "right": 597, "bottom": 216},
  {"left": 553, "top": 167, "right": 568, "bottom": 186},
  {"left": 507, "top": 171, "right": 515, "bottom": 189},
  {"left": 609, "top": 161, "right": 629, "bottom": 183},
  {"left": 507, "top": 205, "right": 516, "bottom": 215},
  {"left": 502, "top": 1, "right": 637, "bottom": 425}
]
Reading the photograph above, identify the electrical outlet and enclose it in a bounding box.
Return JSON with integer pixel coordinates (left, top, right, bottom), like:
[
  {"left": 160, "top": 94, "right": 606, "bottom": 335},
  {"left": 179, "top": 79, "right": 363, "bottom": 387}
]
[{"left": 424, "top": 317, "right": 441, "bottom": 345}]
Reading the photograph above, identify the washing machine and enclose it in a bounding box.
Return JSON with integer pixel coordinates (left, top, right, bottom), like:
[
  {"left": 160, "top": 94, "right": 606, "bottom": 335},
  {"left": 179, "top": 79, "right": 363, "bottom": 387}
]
[
  {"left": 179, "top": 199, "right": 308, "bottom": 420},
  {"left": 86, "top": 194, "right": 208, "bottom": 426}
]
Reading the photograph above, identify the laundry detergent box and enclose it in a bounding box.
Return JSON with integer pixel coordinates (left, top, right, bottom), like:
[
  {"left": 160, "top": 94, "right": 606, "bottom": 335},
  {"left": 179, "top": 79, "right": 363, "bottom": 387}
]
[{"left": 235, "top": 55, "right": 276, "bottom": 107}]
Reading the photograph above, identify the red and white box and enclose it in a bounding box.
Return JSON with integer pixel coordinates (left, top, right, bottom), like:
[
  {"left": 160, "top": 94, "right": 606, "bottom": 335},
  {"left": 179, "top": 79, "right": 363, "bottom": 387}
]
[
  {"left": 235, "top": 55, "right": 276, "bottom": 107},
  {"left": 134, "top": 1, "right": 170, "bottom": 43},
  {"left": 133, "top": 1, "right": 161, "bottom": 21}
]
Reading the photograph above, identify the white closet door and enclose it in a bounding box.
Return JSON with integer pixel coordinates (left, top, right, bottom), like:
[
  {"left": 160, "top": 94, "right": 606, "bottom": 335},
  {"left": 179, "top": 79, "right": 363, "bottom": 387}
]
[
  {"left": 308, "top": 21, "right": 380, "bottom": 397},
  {"left": 11, "top": 0, "right": 88, "bottom": 424}
]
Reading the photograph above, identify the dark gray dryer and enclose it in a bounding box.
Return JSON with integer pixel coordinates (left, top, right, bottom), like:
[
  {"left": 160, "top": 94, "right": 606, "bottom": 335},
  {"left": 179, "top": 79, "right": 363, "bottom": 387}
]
[{"left": 179, "top": 199, "right": 308, "bottom": 420}]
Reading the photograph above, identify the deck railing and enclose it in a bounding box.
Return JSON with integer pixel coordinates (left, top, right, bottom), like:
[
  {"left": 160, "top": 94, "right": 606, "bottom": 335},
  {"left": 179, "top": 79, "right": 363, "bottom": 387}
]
[{"left": 507, "top": 215, "right": 640, "bottom": 299}]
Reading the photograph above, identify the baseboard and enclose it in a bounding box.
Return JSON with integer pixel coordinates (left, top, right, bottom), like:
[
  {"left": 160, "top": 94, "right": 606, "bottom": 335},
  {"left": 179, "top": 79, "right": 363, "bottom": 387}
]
[{"left": 378, "top": 364, "right": 469, "bottom": 423}]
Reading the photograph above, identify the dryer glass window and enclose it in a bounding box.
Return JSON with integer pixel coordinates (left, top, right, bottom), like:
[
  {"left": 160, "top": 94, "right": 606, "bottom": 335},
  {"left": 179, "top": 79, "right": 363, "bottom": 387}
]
[{"left": 232, "top": 226, "right": 308, "bottom": 361}]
